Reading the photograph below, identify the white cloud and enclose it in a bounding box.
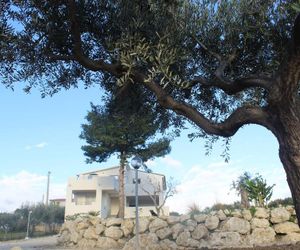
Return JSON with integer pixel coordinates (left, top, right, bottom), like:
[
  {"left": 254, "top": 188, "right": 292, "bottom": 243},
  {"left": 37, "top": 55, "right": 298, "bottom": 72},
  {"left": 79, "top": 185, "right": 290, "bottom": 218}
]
[
  {"left": 0, "top": 171, "right": 66, "bottom": 212},
  {"left": 160, "top": 156, "right": 182, "bottom": 168},
  {"left": 25, "top": 142, "right": 48, "bottom": 150},
  {"left": 35, "top": 142, "right": 48, "bottom": 148},
  {"left": 166, "top": 162, "right": 291, "bottom": 214}
]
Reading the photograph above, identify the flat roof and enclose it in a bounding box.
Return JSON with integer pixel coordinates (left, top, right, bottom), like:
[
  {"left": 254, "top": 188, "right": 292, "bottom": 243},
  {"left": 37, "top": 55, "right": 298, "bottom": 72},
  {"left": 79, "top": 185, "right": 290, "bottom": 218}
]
[{"left": 79, "top": 165, "right": 165, "bottom": 177}]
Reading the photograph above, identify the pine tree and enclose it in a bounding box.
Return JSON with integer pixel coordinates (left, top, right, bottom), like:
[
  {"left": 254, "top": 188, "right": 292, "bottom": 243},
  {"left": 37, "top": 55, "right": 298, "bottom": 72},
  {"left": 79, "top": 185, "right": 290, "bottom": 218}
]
[{"left": 80, "top": 91, "right": 171, "bottom": 218}]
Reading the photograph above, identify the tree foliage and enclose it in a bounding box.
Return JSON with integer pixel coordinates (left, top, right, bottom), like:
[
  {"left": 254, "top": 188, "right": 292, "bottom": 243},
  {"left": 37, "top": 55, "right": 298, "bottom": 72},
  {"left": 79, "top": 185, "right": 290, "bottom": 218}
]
[
  {"left": 233, "top": 173, "right": 275, "bottom": 207},
  {"left": 80, "top": 91, "right": 171, "bottom": 218},
  {"left": 0, "top": 203, "right": 64, "bottom": 233},
  {"left": 244, "top": 174, "right": 275, "bottom": 207},
  {"left": 2, "top": 0, "right": 300, "bottom": 225},
  {"left": 80, "top": 93, "right": 171, "bottom": 163}
]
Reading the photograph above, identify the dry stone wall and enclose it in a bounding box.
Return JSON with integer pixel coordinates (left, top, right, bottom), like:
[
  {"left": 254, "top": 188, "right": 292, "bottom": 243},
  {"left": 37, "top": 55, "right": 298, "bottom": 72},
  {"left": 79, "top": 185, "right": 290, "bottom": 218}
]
[{"left": 58, "top": 206, "right": 300, "bottom": 249}]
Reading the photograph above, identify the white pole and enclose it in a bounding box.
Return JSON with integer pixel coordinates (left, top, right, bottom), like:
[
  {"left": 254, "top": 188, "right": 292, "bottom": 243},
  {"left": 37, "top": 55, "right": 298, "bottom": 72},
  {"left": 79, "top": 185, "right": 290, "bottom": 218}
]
[
  {"left": 25, "top": 211, "right": 32, "bottom": 240},
  {"left": 46, "top": 171, "right": 51, "bottom": 205},
  {"left": 135, "top": 168, "right": 140, "bottom": 250}
]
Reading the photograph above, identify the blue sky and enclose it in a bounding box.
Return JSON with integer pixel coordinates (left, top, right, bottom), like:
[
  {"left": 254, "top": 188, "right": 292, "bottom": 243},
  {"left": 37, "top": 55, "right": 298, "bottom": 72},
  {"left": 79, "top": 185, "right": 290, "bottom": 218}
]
[{"left": 0, "top": 83, "right": 291, "bottom": 213}]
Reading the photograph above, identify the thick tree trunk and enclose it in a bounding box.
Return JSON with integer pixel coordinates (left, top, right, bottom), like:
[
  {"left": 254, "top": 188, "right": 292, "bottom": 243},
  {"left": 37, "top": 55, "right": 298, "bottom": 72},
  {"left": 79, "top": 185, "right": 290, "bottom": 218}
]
[
  {"left": 118, "top": 152, "right": 126, "bottom": 219},
  {"left": 278, "top": 138, "right": 300, "bottom": 226},
  {"left": 273, "top": 103, "right": 300, "bottom": 226}
]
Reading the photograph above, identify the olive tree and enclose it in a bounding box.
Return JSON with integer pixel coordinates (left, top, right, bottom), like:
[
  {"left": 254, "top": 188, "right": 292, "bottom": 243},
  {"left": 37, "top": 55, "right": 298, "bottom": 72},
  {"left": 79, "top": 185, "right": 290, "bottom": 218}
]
[{"left": 2, "top": 0, "right": 300, "bottom": 225}]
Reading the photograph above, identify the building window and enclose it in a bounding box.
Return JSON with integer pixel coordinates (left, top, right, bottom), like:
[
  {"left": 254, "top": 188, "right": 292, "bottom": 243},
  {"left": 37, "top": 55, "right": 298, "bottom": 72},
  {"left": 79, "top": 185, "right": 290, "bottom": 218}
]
[
  {"left": 72, "top": 190, "right": 96, "bottom": 205},
  {"left": 126, "top": 195, "right": 159, "bottom": 207}
]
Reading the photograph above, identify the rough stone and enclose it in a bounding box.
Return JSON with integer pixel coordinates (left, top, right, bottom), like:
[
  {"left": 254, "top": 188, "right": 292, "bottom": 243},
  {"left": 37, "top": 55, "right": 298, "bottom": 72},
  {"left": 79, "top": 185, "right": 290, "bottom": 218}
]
[
  {"left": 280, "top": 232, "right": 300, "bottom": 243},
  {"left": 149, "top": 218, "right": 168, "bottom": 232},
  {"left": 83, "top": 226, "right": 98, "bottom": 240},
  {"left": 251, "top": 218, "right": 269, "bottom": 229},
  {"left": 156, "top": 227, "right": 172, "bottom": 240},
  {"left": 254, "top": 208, "right": 269, "bottom": 219},
  {"left": 217, "top": 210, "right": 227, "bottom": 221},
  {"left": 180, "top": 214, "right": 190, "bottom": 222},
  {"left": 250, "top": 227, "right": 276, "bottom": 245},
  {"left": 77, "top": 221, "right": 89, "bottom": 230},
  {"left": 78, "top": 238, "right": 96, "bottom": 249},
  {"left": 191, "top": 224, "right": 209, "bottom": 240},
  {"left": 185, "top": 219, "right": 197, "bottom": 231},
  {"left": 105, "top": 217, "right": 123, "bottom": 227},
  {"left": 61, "top": 220, "right": 77, "bottom": 233},
  {"left": 117, "top": 238, "right": 127, "bottom": 247},
  {"left": 209, "top": 232, "right": 241, "bottom": 248},
  {"left": 205, "top": 215, "right": 219, "bottom": 230},
  {"left": 159, "top": 239, "right": 178, "bottom": 249},
  {"left": 286, "top": 205, "right": 296, "bottom": 215},
  {"left": 231, "top": 209, "right": 243, "bottom": 218},
  {"left": 70, "top": 230, "right": 81, "bottom": 244},
  {"left": 95, "top": 224, "right": 106, "bottom": 235},
  {"left": 171, "top": 223, "right": 185, "bottom": 239},
  {"left": 96, "top": 237, "right": 119, "bottom": 249},
  {"left": 104, "top": 226, "right": 123, "bottom": 240},
  {"left": 89, "top": 216, "right": 101, "bottom": 226},
  {"left": 273, "top": 221, "right": 300, "bottom": 234},
  {"left": 242, "top": 209, "right": 252, "bottom": 221},
  {"left": 123, "top": 233, "right": 158, "bottom": 250},
  {"left": 121, "top": 219, "right": 134, "bottom": 237},
  {"left": 176, "top": 231, "right": 199, "bottom": 248},
  {"left": 57, "top": 230, "right": 70, "bottom": 244},
  {"left": 271, "top": 207, "right": 291, "bottom": 224},
  {"left": 133, "top": 217, "right": 150, "bottom": 234},
  {"left": 194, "top": 214, "right": 207, "bottom": 223},
  {"left": 222, "top": 217, "right": 250, "bottom": 235},
  {"left": 166, "top": 216, "right": 181, "bottom": 225}
]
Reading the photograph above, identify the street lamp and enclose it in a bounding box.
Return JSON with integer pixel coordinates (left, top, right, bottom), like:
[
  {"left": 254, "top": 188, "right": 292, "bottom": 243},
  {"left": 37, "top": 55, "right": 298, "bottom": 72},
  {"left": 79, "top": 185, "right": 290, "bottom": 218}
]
[
  {"left": 131, "top": 155, "right": 143, "bottom": 250},
  {"left": 25, "top": 210, "right": 32, "bottom": 240}
]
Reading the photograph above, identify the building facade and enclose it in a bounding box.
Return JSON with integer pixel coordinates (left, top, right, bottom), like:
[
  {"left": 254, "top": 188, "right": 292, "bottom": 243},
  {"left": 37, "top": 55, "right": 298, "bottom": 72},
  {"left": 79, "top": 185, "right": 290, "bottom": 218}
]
[
  {"left": 65, "top": 166, "right": 169, "bottom": 218},
  {"left": 50, "top": 198, "right": 66, "bottom": 207}
]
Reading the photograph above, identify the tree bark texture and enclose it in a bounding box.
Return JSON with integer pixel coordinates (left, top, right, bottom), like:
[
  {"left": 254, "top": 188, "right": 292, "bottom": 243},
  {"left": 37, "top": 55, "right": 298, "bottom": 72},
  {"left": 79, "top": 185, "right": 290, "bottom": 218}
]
[
  {"left": 240, "top": 188, "right": 250, "bottom": 209},
  {"left": 118, "top": 152, "right": 126, "bottom": 219},
  {"left": 271, "top": 102, "right": 300, "bottom": 226}
]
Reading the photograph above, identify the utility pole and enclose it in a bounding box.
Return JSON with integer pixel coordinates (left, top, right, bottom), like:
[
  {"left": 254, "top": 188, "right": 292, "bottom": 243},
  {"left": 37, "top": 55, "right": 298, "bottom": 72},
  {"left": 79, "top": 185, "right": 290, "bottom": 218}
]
[{"left": 46, "top": 171, "right": 51, "bottom": 206}]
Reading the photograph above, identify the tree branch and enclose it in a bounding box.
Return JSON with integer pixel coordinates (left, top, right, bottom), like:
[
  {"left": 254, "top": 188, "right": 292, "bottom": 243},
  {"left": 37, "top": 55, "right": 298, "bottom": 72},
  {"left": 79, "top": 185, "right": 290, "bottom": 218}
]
[
  {"left": 189, "top": 74, "right": 273, "bottom": 95},
  {"left": 67, "top": 0, "right": 121, "bottom": 75},
  {"left": 46, "top": 54, "right": 76, "bottom": 62},
  {"left": 137, "top": 74, "right": 274, "bottom": 137},
  {"left": 188, "top": 31, "right": 273, "bottom": 94}
]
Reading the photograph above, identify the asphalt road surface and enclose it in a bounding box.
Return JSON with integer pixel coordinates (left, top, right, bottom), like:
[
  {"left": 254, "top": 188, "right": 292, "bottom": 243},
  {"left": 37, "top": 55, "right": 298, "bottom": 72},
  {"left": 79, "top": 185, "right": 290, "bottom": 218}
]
[{"left": 0, "top": 235, "right": 67, "bottom": 250}]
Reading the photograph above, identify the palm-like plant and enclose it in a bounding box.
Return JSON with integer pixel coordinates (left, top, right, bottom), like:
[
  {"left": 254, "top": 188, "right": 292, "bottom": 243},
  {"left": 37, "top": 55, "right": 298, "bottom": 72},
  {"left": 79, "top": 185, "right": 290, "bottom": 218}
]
[{"left": 244, "top": 175, "right": 275, "bottom": 207}]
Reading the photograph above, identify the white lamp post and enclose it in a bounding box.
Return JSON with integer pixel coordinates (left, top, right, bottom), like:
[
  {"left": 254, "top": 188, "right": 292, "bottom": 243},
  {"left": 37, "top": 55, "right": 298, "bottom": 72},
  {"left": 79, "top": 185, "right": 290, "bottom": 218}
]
[
  {"left": 131, "top": 155, "right": 143, "bottom": 250},
  {"left": 25, "top": 210, "right": 32, "bottom": 240}
]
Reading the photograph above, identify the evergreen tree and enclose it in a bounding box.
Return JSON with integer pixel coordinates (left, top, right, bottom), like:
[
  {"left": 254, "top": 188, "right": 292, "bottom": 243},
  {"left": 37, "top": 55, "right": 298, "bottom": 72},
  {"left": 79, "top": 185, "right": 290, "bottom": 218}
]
[
  {"left": 2, "top": 0, "right": 300, "bottom": 225},
  {"left": 80, "top": 92, "right": 171, "bottom": 218}
]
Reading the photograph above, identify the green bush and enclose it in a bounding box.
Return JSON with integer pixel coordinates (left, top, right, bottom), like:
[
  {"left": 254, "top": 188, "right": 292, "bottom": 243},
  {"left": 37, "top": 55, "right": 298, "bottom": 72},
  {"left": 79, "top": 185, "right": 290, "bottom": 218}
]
[{"left": 268, "top": 197, "right": 294, "bottom": 208}]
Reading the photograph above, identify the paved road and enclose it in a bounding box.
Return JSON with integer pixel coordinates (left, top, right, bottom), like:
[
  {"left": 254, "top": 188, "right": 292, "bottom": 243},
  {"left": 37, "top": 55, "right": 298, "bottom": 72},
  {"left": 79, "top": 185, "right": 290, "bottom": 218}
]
[{"left": 0, "top": 235, "right": 69, "bottom": 250}]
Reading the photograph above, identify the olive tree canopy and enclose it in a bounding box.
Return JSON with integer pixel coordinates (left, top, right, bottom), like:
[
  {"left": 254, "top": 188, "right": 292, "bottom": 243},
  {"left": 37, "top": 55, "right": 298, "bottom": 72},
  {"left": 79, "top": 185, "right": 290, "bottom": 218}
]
[{"left": 1, "top": 0, "right": 300, "bottom": 224}]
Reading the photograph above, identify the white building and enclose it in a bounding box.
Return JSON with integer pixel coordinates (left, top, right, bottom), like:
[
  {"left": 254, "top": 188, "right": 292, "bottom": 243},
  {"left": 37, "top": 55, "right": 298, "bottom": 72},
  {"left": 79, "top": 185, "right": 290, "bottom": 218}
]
[{"left": 65, "top": 166, "right": 169, "bottom": 218}]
